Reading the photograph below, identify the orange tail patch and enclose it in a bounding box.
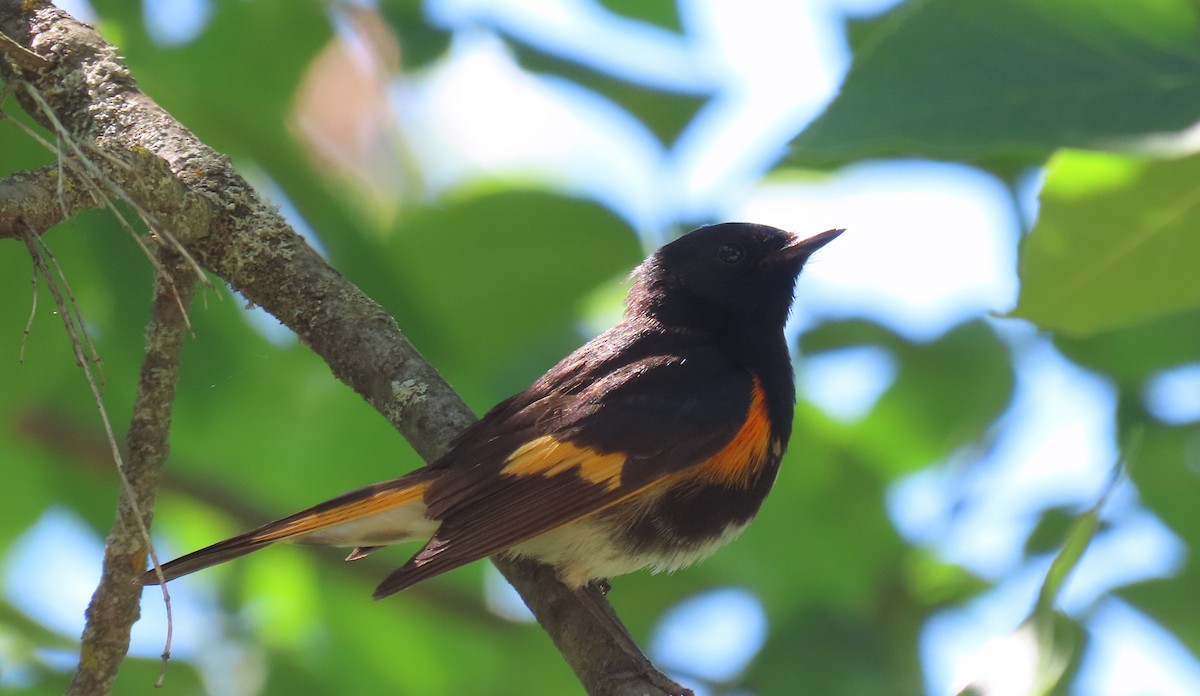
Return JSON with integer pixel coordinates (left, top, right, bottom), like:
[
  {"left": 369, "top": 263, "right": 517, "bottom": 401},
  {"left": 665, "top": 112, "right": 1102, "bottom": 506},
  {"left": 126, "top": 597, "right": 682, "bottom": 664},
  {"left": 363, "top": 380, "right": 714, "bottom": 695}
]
[
  {"left": 253, "top": 481, "right": 430, "bottom": 542},
  {"left": 139, "top": 476, "right": 432, "bottom": 587}
]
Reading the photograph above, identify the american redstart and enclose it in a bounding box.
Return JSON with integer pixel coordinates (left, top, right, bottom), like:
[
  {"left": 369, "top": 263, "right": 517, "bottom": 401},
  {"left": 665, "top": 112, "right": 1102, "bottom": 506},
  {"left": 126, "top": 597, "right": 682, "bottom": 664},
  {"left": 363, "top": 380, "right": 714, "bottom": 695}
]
[{"left": 139, "top": 222, "right": 843, "bottom": 597}]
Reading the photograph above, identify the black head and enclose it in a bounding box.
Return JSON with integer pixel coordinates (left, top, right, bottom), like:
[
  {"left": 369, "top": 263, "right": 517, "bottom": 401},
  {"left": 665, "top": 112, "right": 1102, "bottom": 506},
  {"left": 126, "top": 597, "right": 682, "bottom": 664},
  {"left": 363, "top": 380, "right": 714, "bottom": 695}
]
[{"left": 627, "top": 222, "right": 842, "bottom": 335}]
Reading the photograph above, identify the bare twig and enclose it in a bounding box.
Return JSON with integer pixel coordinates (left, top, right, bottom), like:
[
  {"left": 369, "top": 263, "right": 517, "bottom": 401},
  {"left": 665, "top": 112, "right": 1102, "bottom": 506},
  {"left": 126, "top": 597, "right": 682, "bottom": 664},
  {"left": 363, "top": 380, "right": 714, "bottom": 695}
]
[
  {"left": 34, "top": 226, "right": 104, "bottom": 381},
  {"left": 4, "top": 91, "right": 180, "bottom": 286},
  {"left": 2, "top": 90, "right": 197, "bottom": 331},
  {"left": 19, "top": 261, "right": 36, "bottom": 362}
]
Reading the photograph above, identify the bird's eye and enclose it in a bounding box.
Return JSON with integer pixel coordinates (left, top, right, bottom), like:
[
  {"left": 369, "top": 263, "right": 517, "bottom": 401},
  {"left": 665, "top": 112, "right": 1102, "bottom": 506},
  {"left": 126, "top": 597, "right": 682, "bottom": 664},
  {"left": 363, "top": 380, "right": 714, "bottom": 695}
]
[{"left": 717, "top": 243, "right": 745, "bottom": 265}]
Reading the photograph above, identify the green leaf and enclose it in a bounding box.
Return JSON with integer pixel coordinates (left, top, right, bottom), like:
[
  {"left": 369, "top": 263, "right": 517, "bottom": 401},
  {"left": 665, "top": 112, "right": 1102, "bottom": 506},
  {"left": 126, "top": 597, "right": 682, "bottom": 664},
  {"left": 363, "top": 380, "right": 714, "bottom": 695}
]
[
  {"left": 711, "top": 408, "right": 929, "bottom": 694},
  {"left": 0, "top": 103, "right": 57, "bottom": 175},
  {"left": 1122, "top": 567, "right": 1200, "bottom": 658},
  {"left": 1, "top": 207, "right": 165, "bottom": 533},
  {"left": 597, "top": 0, "right": 684, "bottom": 33},
  {"left": 753, "top": 608, "right": 926, "bottom": 696},
  {"left": 94, "top": 0, "right": 333, "bottom": 161},
  {"left": 1054, "top": 306, "right": 1200, "bottom": 389},
  {"left": 788, "top": 0, "right": 1200, "bottom": 169},
  {"left": 377, "top": 190, "right": 642, "bottom": 410},
  {"left": 505, "top": 40, "right": 708, "bottom": 146},
  {"left": 741, "top": 425, "right": 903, "bottom": 610},
  {"left": 111, "top": 656, "right": 206, "bottom": 694},
  {"left": 1033, "top": 460, "right": 1122, "bottom": 619},
  {"left": 1014, "top": 150, "right": 1200, "bottom": 336},
  {"left": 1025, "top": 507, "right": 1104, "bottom": 557},
  {"left": 1119, "top": 422, "right": 1200, "bottom": 653},
  {"left": 378, "top": 0, "right": 453, "bottom": 70},
  {"left": 165, "top": 299, "right": 422, "bottom": 506},
  {"left": 801, "top": 320, "right": 1015, "bottom": 476},
  {"left": 1124, "top": 423, "right": 1200, "bottom": 549}
]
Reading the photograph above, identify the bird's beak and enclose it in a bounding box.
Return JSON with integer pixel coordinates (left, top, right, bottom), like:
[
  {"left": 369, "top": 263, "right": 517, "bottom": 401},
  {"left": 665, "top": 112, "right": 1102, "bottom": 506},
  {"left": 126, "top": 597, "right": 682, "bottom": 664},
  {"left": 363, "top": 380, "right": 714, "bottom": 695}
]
[{"left": 776, "top": 228, "right": 845, "bottom": 262}]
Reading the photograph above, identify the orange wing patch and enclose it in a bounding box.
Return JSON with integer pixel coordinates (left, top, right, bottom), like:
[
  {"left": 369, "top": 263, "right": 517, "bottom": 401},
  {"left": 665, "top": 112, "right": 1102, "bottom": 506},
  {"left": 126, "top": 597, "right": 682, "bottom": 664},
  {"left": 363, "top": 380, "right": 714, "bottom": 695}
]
[
  {"left": 502, "top": 435, "right": 626, "bottom": 491},
  {"left": 693, "top": 377, "right": 773, "bottom": 487},
  {"left": 252, "top": 481, "right": 430, "bottom": 542}
]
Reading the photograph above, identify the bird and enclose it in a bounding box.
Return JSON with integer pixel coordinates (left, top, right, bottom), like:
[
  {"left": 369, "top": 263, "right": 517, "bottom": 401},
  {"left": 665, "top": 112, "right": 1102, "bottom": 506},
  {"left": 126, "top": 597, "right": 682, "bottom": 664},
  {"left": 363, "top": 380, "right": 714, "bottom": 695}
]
[{"left": 138, "top": 222, "right": 843, "bottom": 598}]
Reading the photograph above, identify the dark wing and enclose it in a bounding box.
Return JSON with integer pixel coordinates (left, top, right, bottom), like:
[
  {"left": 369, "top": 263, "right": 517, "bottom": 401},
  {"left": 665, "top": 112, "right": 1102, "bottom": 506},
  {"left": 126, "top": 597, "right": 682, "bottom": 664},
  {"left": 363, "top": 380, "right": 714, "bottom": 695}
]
[{"left": 373, "top": 344, "right": 755, "bottom": 596}]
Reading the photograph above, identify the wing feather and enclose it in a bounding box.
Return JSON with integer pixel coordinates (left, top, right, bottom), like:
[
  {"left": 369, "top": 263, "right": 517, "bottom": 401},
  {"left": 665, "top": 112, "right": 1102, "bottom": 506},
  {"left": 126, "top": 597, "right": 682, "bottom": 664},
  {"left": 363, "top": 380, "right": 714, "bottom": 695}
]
[{"left": 374, "top": 337, "right": 756, "bottom": 597}]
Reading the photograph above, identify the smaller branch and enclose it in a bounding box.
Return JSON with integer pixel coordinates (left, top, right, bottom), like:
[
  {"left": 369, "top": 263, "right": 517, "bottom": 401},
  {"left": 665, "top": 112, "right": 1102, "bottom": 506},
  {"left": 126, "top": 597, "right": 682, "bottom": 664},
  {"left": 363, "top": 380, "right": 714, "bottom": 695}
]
[
  {"left": 0, "top": 164, "right": 102, "bottom": 237},
  {"left": 0, "top": 28, "right": 49, "bottom": 71},
  {"left": 65, "top": 250, "right": 197, "bottom": 696}
]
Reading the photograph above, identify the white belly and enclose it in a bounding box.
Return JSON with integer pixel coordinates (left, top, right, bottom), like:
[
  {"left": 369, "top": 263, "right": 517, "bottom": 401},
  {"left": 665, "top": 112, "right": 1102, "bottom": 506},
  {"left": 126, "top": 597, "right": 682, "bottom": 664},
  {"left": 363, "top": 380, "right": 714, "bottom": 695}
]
[{"left": 507, "top": 515, "right": 750, "bottom": 588}]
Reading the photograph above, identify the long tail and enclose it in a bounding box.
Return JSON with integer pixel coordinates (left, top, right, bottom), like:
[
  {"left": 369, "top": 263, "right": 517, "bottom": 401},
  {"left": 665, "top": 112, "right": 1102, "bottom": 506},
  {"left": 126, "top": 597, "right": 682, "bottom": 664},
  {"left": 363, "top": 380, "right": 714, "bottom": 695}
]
[{"left": 137, "top": 472, "right": 435, "bottom": 586}]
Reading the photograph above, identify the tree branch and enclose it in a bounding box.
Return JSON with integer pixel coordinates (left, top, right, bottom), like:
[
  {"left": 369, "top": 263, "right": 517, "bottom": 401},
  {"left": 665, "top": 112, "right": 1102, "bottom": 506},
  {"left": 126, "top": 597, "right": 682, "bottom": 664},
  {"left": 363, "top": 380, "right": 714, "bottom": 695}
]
[
  {"left": 64, "top": 252, "right": 196, "bottom": 696},
  {"left": 0, "top": 3, "right": 687, "bottom": 694},
  {"left": 0, "top": 163, "right": 103, "bottom": 235}
]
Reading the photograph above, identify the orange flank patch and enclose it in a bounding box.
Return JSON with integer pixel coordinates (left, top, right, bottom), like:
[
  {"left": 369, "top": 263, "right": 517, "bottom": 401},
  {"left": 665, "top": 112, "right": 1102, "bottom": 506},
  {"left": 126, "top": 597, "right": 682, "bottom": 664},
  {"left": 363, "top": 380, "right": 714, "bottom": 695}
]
[
  {"left": 502, "top": 435, "right": 626, "bottom": 491},
  {"left": 252, "top": 481, "right": 430, "bottom": 542},
  {"left": 693, "top": 377, "right": 773, "bottom": 487}
]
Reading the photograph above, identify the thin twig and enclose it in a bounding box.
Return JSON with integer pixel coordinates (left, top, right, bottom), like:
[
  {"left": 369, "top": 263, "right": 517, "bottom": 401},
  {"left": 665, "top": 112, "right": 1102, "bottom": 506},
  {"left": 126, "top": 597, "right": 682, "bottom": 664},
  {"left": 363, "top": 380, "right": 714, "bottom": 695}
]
[
  {"left": 4, "top": 102, "right": 172, "bottom": 276},
  {"left": 20, "top": 223, "right": 131, "bottom": 519},
  {"left": 19, "top": 263, "right": 37, "bottom": 363},
  {"left": 35, "top": 229, "right": 105, "bottom": 383},
  {"left": 53, "top": 134, "right": 68, "bottom": 219},
  {"left": 20, "top": 221, "right": 171, "bottom": 683},
  {"left": 6, "top": 89, "right": 196, "bottom": 331}
]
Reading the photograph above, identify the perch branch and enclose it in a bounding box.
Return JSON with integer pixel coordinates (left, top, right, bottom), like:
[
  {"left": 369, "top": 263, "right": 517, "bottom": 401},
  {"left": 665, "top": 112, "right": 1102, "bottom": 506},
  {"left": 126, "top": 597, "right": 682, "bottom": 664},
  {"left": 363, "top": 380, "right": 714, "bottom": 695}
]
[{"left": 0, "top": 3, "right": 686, "bottom": 694}]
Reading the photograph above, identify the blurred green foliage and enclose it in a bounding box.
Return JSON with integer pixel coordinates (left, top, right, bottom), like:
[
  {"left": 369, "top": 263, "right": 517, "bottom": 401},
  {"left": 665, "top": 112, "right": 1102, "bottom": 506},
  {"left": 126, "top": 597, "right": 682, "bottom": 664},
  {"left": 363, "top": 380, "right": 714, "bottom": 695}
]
[
  {"left": 788, "top": 0, "right": 1200, "bottom": 173},
  {"left": 1015, "top": 151, "right": 1200, "bottom": 335},
  {"left": 2, "top": 1, "right": 1200, "bottom": 695}
]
